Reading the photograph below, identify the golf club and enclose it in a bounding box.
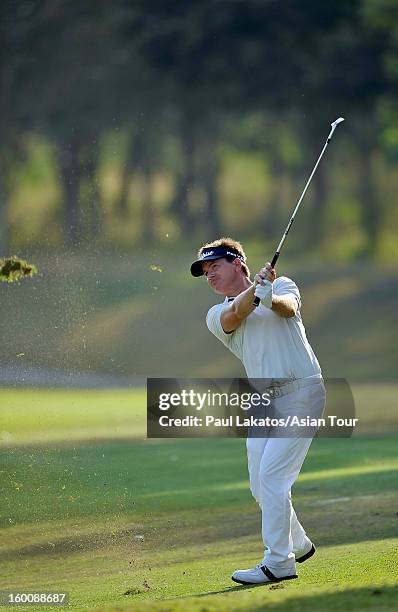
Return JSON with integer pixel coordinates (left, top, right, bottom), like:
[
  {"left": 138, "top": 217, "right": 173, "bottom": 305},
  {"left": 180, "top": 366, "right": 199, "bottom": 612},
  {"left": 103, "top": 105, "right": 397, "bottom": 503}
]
[{"left": 253, "top": 117, "right": 345, "bottom": 307}]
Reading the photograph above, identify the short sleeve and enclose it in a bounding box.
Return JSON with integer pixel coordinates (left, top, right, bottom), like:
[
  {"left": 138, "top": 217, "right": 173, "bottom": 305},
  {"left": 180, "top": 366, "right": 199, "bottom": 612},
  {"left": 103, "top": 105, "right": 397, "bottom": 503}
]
[
  {"left": 206, "top": 303, "right": 244, "bottom": 360},
  {"left": 273, "top": 276, "right": 301, "bottom": 310},
  {"left": 206, "top": 303, "right": 234, "bottom": 347}
]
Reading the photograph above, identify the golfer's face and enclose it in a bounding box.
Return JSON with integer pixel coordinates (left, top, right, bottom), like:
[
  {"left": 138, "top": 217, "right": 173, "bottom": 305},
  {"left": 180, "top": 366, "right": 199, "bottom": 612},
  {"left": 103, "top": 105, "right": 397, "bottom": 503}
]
[{"left": 202, "top": 258, "right": 236, "bottom": 294}]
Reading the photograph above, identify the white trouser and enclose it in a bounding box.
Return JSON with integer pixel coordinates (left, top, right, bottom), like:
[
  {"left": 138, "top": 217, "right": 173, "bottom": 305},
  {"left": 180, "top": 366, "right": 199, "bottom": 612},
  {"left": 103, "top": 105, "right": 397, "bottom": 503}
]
[{"left": 246, "top": 380, "right": 326, "bottom": 574}]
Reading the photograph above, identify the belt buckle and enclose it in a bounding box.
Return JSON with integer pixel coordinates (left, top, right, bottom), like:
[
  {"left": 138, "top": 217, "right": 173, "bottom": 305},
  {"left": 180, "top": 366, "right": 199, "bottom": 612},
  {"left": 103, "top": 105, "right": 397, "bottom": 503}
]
[{"left": 268, "top": 386, "right": 281, "bottom": 398}]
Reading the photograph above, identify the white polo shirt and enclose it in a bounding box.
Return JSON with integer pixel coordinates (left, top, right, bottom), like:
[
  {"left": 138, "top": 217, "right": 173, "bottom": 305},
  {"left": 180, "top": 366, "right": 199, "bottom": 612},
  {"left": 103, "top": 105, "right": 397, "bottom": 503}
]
[{"left": 206, "top": 276, "right": 321, "bottom": 380}]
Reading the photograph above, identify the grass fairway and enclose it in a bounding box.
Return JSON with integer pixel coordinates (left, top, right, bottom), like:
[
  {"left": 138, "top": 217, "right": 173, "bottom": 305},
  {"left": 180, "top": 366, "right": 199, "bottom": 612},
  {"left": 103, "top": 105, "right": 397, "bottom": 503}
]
[{"left": 0, "top": 389, "right": 397, "bottom": 611}]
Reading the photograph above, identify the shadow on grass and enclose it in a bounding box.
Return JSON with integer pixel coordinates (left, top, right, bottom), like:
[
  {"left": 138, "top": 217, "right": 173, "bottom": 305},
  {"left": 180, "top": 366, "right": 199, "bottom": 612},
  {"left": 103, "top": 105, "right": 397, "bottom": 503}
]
[
  {"left": 161, "top": 583, "right": 263, "bottom": 600},
  {"left": 133, "top": 582, "right": 398, "bottom": 612},
  {"left": 158, "top": 584, "right": 398, "bottom": 611},
  {"left": 1, "top": 437, "right": 397, "bottom": 560},
  {"left": 248, "top": 584, "right": 398, "bottom": 612}
]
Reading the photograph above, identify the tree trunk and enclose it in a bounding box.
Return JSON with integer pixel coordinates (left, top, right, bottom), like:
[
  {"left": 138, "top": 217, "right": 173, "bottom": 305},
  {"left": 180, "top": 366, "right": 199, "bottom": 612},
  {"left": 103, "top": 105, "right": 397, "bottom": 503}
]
[
  {"left": 141, "top": 158, "right": 154, "bottom": 244},
  {"left": 263, "top": 156, "right": 286, "bottom": 238},
  {"left": 170, "top": 121, "right": 196, "bottom": 234},
  {"left": 59, "top": 138, "right": 81, "bottom": 246},
  {"left": 0, "top": 38, "right": 11, "bottom": 254},
  {"left": 203, "top": 156, "right": 221, "bottom": 238},
  {"left": 308, "top": 161, "right": 328, "bottom": 248},
  {"left": 0, "top": 166, "right": 9, "bottom": 254},
  {"left": 0, "top": 184, "right": 8, "bottom": 257},
  {"left": 123, "top": 130, "right": 156, "bottom": 244},
  {"left": 116, "top": 132, "right": 136, "bottom": 218},
  {"left": 359, "top": 151, "right": 380, "bottom": 257},
  {"left": 84, "top": 140, "right": 102, "bottom": 239}
]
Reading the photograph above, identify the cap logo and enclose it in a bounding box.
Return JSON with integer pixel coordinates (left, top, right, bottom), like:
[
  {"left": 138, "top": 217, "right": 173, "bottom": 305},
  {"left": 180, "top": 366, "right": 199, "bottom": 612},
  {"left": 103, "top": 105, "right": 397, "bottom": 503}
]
[
  {"left": 198, "top": 248, "right": 245, "bottom": 262},
  {"left": 226, "top": 250, "right": 244, "bottom": 260}
]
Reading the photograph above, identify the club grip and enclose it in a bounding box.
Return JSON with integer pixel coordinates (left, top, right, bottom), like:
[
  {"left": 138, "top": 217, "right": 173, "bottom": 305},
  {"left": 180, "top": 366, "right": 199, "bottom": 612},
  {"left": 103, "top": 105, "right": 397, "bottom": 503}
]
[
  {"left": 271, "top": 252, "right": 280, "bottom": 268},
  {"left": 252, "top": 251, "right": 280, "bottom": 307}
]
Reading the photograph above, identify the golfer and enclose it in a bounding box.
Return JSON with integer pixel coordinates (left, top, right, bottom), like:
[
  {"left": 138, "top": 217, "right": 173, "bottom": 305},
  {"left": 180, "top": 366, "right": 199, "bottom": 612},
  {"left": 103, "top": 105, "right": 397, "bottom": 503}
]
[{"left": 190, "top": 237, "right": 326, "bottom": 585}]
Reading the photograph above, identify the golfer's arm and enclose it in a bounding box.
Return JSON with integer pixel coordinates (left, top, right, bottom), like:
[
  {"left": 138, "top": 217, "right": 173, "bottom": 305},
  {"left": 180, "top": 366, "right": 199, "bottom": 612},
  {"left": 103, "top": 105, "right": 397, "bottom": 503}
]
[
  {"left": 220, "top": 284, "right": 257, "bottom": 332},
  {"left": 271, "top": 295, "right": 297, "bottom": 318},
  {"left": 221, "top": 289, "right": 297, "bottom": 332}
]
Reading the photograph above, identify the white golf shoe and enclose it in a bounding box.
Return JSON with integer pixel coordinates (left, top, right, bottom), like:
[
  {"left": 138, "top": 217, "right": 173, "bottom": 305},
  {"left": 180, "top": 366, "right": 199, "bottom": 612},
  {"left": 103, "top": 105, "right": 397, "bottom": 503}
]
[{"left": 231, "top": 563, "right": 298, "bottom": 585}]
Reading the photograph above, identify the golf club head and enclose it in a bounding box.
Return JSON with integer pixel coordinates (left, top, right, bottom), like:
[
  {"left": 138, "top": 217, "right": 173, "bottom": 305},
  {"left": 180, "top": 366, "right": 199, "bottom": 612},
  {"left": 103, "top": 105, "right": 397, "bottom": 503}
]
[{"left": 331, "top": 117, "right": 345, "bottom": 128}]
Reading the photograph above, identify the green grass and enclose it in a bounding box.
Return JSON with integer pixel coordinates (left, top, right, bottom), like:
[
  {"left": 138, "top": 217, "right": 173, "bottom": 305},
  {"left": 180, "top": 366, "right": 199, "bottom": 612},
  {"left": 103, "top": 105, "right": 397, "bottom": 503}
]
[
  {"left": 0, "top": 389, "right": 397, "bottom": 610},
  {"left": 0, "top": 389, "right": 146, "bottom": 446}
]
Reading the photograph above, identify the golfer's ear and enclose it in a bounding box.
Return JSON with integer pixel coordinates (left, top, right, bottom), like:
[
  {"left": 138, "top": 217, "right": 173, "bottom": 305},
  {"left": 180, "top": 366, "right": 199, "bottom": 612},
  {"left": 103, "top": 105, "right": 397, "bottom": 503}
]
[{"left": 234, "top": 258, "right": 242, "bottom": 272}]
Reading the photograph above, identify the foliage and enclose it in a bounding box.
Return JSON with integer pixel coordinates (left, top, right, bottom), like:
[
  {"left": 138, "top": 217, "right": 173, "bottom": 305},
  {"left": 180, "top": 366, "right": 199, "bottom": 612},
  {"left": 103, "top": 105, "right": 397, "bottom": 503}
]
[
  {"left": 1, "top": 1, "right": 398, "bottom": 255},
  {"left": 0, "top": 256, "right": 37, "bottom": 282}
]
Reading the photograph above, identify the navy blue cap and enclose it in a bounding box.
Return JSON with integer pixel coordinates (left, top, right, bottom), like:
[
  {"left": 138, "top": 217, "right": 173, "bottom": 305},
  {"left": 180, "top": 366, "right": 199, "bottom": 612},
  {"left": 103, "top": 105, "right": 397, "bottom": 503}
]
[{"left": 190, "top": 246, "right": 246, "bottom": 277}]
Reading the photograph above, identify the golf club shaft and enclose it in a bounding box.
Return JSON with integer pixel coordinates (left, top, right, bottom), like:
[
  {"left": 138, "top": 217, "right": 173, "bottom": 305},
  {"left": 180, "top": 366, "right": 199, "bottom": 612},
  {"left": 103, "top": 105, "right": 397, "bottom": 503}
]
[{"left": 253, "top": 118, "right": 344, "bottom": 307}]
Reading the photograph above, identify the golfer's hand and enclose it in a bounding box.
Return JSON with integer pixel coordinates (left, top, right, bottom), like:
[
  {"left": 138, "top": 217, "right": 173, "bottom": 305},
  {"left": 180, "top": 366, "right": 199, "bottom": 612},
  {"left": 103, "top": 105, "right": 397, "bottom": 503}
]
[
  {"left": 253, "top": 264, "right": 275, "bottom": 309},
  {"left": 254, "top": 263, "right": 276, "bottom": 286}
]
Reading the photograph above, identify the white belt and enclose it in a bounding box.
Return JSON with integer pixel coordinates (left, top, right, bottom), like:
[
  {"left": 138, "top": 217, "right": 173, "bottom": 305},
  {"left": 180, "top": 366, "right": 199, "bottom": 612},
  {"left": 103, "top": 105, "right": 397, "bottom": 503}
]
[{"left": 265, "top": 377, "right": 323, "bottom": 398}]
